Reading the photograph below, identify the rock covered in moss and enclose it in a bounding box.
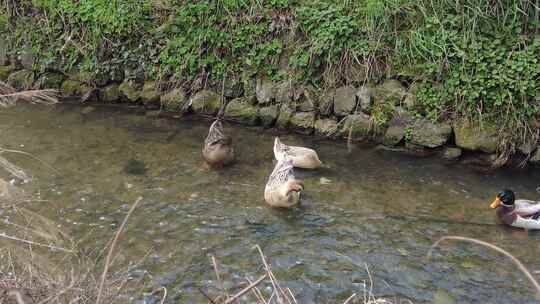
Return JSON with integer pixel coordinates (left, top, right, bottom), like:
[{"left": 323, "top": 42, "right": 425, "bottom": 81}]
[
  {"left": 298, "top": 86, "right": 318, "bottom": 112},
  {"left": 314, "top": 118, "right": 338, "bottom": 137},
  {"left": 0, "top": 65, "right": 16, "bottom": 82},
  {"left": 333, "top": 85, "right": 357, "bottom": 116},
  {"left": 256, "top": 78, "right": 276, "bottom": 104},
  {"left": 373, "top": 79, "right": 407, "bottom": 105},
  {"left": 99, "top": 84, "right": 121, "bottom": 102},
  {"left": 318, "top": 90, "right": 334, "bottom": 116},
  {"left": 20, "top": 46, "right": 35, "bottom": 70},
  {"left": 37, "top": 73, "right": 64, "bottom": 89},
  {"left": 276, "top": 105, "right": 294, "bottom": 129},
  {"left": 225, "top": 97, "right": 259, "bottom": 125},
  {"left": 223, "top": 78, "right": 244, "bottom": 98},
  {"left": 290, "top": 111, "right": 315, "bottom": 134},
  {"left": 119, "top": 79, "right": 141, "bottom": 102},
  {"left": 454, "top": 120, "right": 498, "bottom": 153},
  {"left": 7, "top": 70, "right": 34, "bottom": 90},
  {"left": 339, "top": 113, "right": 371, "bottom": 140},
  {"left": 409, "top": 119, "right": 451, "bottom": 148},
  {"left": 140, "top": 81, "right": 161, "bottom": 105},
  {"left": 161, "top": 88, "right": 188, "bottom": 112},
  {"left": 61, "top": 79, "right": 93, "bottom": 97},
  {"left": 383, "top": 112, "right": 412, "bottom": 146},
  {"left": 403, "top": 82, "right": 420, "bottom": 109},
  {"left": 258, "top": 105, "right": 279, "bottom": 127},
  {"left": 443, "top": 147, "right": 462, "bottom": 160},
  {"left": 190, "top": 90, "right": 221, "bottom": 115},
  {"left": 356, "top": 85, "right": 373, "bottom": 113}
]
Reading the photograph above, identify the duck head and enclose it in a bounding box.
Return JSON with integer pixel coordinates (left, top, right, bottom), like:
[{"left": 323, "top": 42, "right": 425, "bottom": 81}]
[{"left": 490, "top": 189, "right": 515, "bottom": 209}]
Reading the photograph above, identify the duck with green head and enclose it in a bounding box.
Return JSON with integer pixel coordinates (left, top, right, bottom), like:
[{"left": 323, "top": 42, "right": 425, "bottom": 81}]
[{"left": 490, "top": 189, "right": 540, "bottom": 229}]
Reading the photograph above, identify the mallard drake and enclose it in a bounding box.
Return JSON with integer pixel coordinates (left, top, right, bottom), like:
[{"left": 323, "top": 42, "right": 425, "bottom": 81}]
[
  {"left": 490, "top": 189, "right": 540, "bottom": 229},
  {"left": 273, "top": 137, "right": 322, "bottom": 169},
  {"left": 264, "top": 158, "right": 304, "bottom": 208},
  {"left": 202, "top": 119, "right": 234, "bottom": 167}
]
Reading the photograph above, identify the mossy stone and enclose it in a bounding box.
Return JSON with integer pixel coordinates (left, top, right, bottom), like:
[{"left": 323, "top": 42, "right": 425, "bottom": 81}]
[
  {"left": 61, "top": 79, "right": 85, "bottom": 97},
  {"left": 258, "top": 105, "right": 280, "bottom": 127},
  {"left": 314, "top": 118, "right": 338, "bottom": 137},
  {"left": 318, "top": 90, "right": 334, "bottom": 117},
  {"left": 409, "top": 119, "right": 452, "bottom": 148},
  {"left": 119, "top": 80, "right": 141, "bottom": 102},
  {"left": 276, "top": 105, "right": 294, "bottom": 129},
  {"left": 383, "top": 112, "right": 412, "bottom": 146},
  {"left": 7, "top": 70, "right": 34, "bottom": 90},
  {"left": 224, "top": 97, "right": 259, "bottom": 125},
  {"left": 373, "top": 79, "right": 407, "bottom": 106},
  {"left": 190, "top": 90, "right": 221, "bottom": 115},
  {"left": 443, "top": 147, "right": 462, "bottom": 160},
  {"left": 37, "top": 73, "right": 65, "bottom": 90},
  {"left": 333, "top": 85, "right": 357, "bottom": 116},
  {"left": 339, "top": 113, "right": 372, "bottom": 140},
  {"left": 0, "top": 65, "right": 16, "bottom": 82},
  {"left": 454, "top": 120, "right": 498, "bottom": 153},
  {"left": 290, "top": 111, "right": 315, "bottom": 134},
  {"left": 99, "top": 84, "right": 121, "bottom": 102},
  {"left": 161, "top": 88, "right": 188, "bottom": 112}
]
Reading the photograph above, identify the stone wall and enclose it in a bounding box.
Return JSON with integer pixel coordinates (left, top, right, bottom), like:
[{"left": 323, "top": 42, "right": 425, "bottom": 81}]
[{"left": 2, "top": 63, "right": 539, "bottom": 168}]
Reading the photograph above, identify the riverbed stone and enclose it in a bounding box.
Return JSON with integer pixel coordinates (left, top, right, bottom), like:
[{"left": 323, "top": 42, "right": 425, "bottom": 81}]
[
  {"left": 37, "top": 73, "right": 64, "bottom": 90},
  {"left": 356, "top": 85, "right": 373, "bottom": 113},
  {"left": 140, "top": 81, "right": 161, "bottom": 105},
  {"left": 383, "top": 112, "right": 412, "bottom": 146},
  {"left": 161, "top": 88, "right": 188, "bottom": 112},
  {"left": 119, "top": 79, "right": 141, "bottom": 102},
  {"left": 290, "top": 111, "right": 315, "bottom": 134},
  {"left": 454, "top": 120, "right": 498, "bottom": 153},
  {"left": 339, "top": 113, "right": 372, "bottom": 140},
  {"left": 99, "top": 84, "right": 121, "bottom": 102},
  {"left": 314, "top": 118, "right": 338, "bottom": 137},
  {"left": 443, "top": 147, "right": 462, "bottom": 160},
  {"left": 373, "top": 79, "right": 407, "bottom": 105},
  {"left": 190, "top": 90, "right": 221, "bottom": 115},
  {"left": 276, "top": 105, "right": 294, "bottom": 129},
  {"left": 224, "top": 97, "right": 259, "bottom": 125},
  {"left": 333, "top": 85, "right": 357, "bottom": 116},
  {"left": 0, "top": 65, "right": 16, "bottom": 82},
  {"left": 409, "top": 119, "right": 451, "bottom": 148},
  {"left": 258, "top": 105, "right": 279, "bottom": 127},
  {"left": 7, "top": 70, "right": 34, "bottom": 90}
]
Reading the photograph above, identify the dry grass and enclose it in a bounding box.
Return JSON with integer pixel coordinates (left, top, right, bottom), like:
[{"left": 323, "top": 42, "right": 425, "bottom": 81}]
[{"left": 202, "top": 245, "right": 397, "bottom": 304}]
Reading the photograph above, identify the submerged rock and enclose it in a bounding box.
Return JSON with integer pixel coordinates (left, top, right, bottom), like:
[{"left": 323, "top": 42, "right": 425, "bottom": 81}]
[
  {"left": 161, "top": 88, "right": 188, "bottom": 112},
  {"left": 339, "top": 113, "right": 371, "bottom": 140},
  {"left": 258, "top": 105, "right": 280, "bottom": 127},
  {"left": 333, "top": 85, "right": 357, "bottom": 116},
  {"left": 409, "top": 119, "right": 451, "bottom": 148},
  {"left": 314, "top": 118, "right": 338, "bottom": 137},
  {"left": 7, "top": 70, "right": 34, "bottom": 90},
  {"left": 225, "top": 97, "right": 259, "bottom": 125},
  {"left": 454, "top": 120, "right": 498, "bottom": 153},
  {"left": 119, "top": 79, "right": 141, "bottom": 102},
  {"left": 190, "top": 90, "right": 221, "bottom": 115},
  {"left": 140, "top": 81, "right": 161, "bottom": 105},
  {"left": 443, "top": 147, "right": 462, "bottom": 160},
  {"left": 289, "top": 111, "right": 315, "bottom": 134},
  {"left": 99, "top": 84, "right": 121, "bottom": 102},
  {"left": 373, "top": 79, "right": 407, "bottom": 105}
]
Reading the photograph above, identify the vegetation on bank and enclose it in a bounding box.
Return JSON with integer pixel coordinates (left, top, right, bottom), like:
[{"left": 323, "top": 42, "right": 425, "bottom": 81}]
[{"left": 1, "top": 0, "right": 539, "bottom": 159}]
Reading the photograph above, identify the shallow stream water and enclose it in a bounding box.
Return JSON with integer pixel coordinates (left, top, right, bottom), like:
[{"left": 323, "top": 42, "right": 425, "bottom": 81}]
[{"left": 1, "top": 104, "right": 540, "bottom": 303}]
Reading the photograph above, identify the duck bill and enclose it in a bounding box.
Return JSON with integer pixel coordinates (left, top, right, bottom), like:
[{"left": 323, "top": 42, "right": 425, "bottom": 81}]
[{"left": 490, "top": 197, "right": 502, "bottom": 209}]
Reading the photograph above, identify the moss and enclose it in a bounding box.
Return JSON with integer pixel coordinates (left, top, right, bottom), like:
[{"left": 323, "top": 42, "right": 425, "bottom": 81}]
[
  {"left": 161, "top": 88, "right": 187, "bottom": 112},
  {"left": 224, "top": 97, "right": 259, "bottom": 125},
  {"left": 7, "top": 70, "right": 34, "bottom": 90},
  {"left": 190, "top": 90, "right": 221, "bottom": 115},
  {"left": 99, "top": 84, "right": 121, "bottom": 102},
  {"left": 140, "top": 81, "right": 161, "bottom": 104},
  {"left": 119, "top": 80, "right": 141, "bottom": 102},
  {"left": 0, "top": 65, "right": 16, "bottom": 82}
]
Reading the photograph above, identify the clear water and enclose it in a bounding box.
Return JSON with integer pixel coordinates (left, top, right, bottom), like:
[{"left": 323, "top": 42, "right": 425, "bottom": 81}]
[{"left": 1, "top": 104, "right": 540, "bottom": 303}]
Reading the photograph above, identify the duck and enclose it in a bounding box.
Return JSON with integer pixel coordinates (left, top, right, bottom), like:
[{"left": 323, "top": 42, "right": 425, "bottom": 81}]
[
  {"left": 273, "top": 137, "right": 322, "bottom": 169},
  {"left": 490, "top": 189, "right": 540, "bottom": 229},
  {"left": 202, "top": 119, "right": 234, "bottom": 167},
  {"left": 264, "top": 158, "right": 304, "bottom": 208}
]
